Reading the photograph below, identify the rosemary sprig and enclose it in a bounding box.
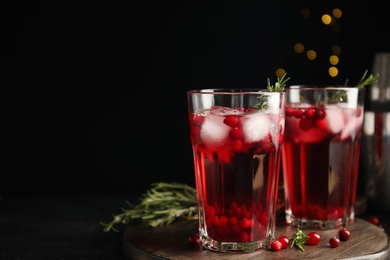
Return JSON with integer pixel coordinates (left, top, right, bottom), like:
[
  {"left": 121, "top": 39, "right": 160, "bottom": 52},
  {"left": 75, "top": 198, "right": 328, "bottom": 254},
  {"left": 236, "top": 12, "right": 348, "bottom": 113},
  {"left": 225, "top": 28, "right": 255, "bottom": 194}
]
[
  {"left": 328, "top": 69, "right": 379, "bottom": 104},
  {"left": 101, "top": 182, "right": 198, "bottom": 232},
  {"left": 267, "top": 73, "right": 291, "bottom": 92},
  {"left": 344, "top": 69, "right": 379, "bottom": 87},
  {"left": 289, "top": 227, "right": 309, "bottom": 251},
  {"left": 253, "top": 73, "right": 290, "bottom": 110}
]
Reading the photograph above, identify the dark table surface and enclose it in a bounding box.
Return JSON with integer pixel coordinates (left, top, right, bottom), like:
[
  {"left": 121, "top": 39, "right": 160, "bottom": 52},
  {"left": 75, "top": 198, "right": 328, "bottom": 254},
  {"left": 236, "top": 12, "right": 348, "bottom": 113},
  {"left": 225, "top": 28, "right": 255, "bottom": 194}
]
[
  {"left": 1, "top": 194, "right": 390, "bottom": 260},
  {"left": 0, "top": 194, "right": 130, "bottom": 260}
]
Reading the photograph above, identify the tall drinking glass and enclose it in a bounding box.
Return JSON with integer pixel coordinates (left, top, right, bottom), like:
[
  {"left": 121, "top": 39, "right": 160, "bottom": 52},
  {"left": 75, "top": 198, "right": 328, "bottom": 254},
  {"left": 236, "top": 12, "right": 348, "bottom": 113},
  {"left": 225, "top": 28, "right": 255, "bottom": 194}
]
[
  {"left": 282, "top": 86, "right": 365, "bottom": 229},
  {"left": 187, "top": 89, "right": 285, "bottom": 252}
]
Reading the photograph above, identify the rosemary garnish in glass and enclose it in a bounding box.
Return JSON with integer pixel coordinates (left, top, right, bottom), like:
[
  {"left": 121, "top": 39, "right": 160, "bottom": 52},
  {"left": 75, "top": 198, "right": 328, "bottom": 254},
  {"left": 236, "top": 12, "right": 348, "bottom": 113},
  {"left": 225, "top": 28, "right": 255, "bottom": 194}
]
[
  {"left": 253, "top": 73, "right": 290, "bottom": 110},
  {"left": 328, "top": 70, "right": 379, "bottom": 104}
]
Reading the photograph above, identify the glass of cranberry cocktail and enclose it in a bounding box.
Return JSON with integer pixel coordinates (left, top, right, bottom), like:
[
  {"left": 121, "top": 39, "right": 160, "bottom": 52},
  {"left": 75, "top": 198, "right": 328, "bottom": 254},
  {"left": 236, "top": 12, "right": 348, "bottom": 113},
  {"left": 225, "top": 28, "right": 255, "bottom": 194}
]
[
  {"left": 187, "top": 89, "right": 285, "bottom": 252},
  {"left": 282, "top": 86, "right": 365, "bottom": 229}
]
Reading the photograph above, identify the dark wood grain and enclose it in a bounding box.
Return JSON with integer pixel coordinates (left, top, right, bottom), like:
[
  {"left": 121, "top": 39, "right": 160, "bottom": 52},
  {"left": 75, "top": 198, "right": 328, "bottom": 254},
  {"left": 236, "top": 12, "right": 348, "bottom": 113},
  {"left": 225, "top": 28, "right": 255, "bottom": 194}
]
[{"left": 123, "top": 218, "right": 390, "bottom": 260}]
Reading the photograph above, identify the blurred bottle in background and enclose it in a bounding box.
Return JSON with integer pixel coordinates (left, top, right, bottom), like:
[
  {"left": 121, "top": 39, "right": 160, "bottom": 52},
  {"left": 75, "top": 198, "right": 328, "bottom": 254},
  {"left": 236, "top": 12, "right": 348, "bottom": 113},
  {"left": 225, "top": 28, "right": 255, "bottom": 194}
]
[{"left": 358, "top": 52, "right": 390, "bottom": 214}]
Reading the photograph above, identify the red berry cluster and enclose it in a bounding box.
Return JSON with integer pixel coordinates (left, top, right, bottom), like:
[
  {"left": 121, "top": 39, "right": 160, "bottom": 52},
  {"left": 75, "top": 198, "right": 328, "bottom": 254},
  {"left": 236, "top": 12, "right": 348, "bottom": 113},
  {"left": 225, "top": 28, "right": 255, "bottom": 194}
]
[
  {"left": 189, "top": 112, "right": 281, "bottom": 165},
  {"left": 270, "top": 235, "right": 290, "bottom": 251},
  {"left": 285, "top": 105, "right": 327, "bottom": 131},
  {"left": 270, "top": 227, "right": 352, "bottom": 251},
  {"left": 291, "top": 205, "right": 346, "bottom": 221},
  {"left": 204, "top": 202, "right": 268, "bottom": 242},
  {"left": 329, "top": 228, "right": 351, "bottom": 248},
  {"left": 189, "top": 227, "right": 353, "bottom": 250}
]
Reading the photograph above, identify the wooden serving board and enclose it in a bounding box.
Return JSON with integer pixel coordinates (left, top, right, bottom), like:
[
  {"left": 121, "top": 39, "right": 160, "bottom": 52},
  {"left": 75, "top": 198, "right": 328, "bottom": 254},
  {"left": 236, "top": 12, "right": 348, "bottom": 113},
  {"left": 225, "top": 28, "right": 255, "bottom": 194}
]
[{"left": 123, "top": 218, "right": 390, "bottom": 260}]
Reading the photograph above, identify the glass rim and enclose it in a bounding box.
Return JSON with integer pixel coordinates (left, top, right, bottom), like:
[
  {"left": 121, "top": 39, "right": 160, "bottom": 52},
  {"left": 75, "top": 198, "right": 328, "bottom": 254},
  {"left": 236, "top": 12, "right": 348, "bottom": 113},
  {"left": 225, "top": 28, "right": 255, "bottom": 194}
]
[
  {"left": 287, "top": 85, "right": 365, "bottom": 91},
  {"left": 187, "top": 88, "right": 285, "bottom": 95}
]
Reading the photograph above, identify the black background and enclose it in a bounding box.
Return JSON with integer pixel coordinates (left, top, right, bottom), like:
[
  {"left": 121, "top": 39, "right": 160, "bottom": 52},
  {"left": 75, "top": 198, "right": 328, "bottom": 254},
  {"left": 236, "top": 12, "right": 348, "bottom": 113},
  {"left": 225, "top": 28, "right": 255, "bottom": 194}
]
[{"left": 6, "top": 1, "right": 390, "bottom": 196}]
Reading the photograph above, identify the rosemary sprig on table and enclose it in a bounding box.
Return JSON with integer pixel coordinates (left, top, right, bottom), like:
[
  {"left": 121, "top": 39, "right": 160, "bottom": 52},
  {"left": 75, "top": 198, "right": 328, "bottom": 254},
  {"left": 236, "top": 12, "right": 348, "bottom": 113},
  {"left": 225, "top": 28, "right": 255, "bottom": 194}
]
[
  {"left": 101, "top": 182, "right": 198, "bottom": 232},
  {"left": 253, "top": 73, "right": 290, "bottom": 110}
]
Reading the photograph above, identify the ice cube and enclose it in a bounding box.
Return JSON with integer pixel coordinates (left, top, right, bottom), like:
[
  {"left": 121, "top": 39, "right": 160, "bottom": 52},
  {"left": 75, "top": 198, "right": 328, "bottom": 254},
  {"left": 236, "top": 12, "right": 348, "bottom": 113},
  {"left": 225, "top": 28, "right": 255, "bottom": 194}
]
[
  {"left": 200, "top": 114, "right": 230, "bottom": 144},
  {"left": 242, "top": 113, "right": 270, "bottom": 142},
  {"left": 266, "top": 95, "right": 282, "bottom": 113},
  {"left": 326, "top": 106, "right": 344, "bottom": 134}
]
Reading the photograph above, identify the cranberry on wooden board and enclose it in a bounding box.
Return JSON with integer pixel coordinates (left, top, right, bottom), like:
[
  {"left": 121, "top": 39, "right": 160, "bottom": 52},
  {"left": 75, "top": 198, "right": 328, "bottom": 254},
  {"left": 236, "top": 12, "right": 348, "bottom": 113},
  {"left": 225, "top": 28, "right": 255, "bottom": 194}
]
[
  {"left": 329, "top": 237, "right": 340, "bottom": 248},
  {"left": 277, "top": 236, "right": 290, "bottom": 249},
  {"left": 339, "top": 228, "right": 351, "bottom": 241},
  {"left": 271, "top": 241, "right": 282, "bottom": 251},
  {"left": 367, "top": 216, "right": 380, "bottom": 226},
  {"left": 306, "top": 232, "right": 321, "bottom": 245},
  {"left": 187, "top": 233, "right": 200, "bottom": 246}
]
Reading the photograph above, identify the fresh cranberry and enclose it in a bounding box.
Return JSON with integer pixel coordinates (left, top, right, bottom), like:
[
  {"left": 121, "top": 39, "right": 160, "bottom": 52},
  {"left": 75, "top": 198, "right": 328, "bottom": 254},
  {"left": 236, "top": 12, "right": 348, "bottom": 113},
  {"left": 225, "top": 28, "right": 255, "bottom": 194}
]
[
  {"left": 306, "top": 231, "right": 321, "bottom": 245},
  {"left": 329, "top": 237, "right": 340, "bottom": 248},
  {"left": 277, "top": 235, "right": 290, "bottom": 249},
  {"left": 188, "top": 233, "right": 201, "bottom": 246},
  {"left": 191, "top": 114, "right": 204, "bottom": 126},
  {"left": 305, "top": 107, "right": 316, "bottom": 118},
  {"left": 271, "top": 240, "right": 283, "bottom": 251},
  {"left": 286, "top": 107, "right": 295, "bottom": 116},
  {"left": 368, "top": 216, "right": 380, "bottom": 226},
  {"left": 338, "top": 228, "right": 351, "bottom": 241},
  {"left": 229, "top": 127, "right": 244, "bottom": 140},
  {"left": 223, "top": 115, "right": 240, "bottom": 127},
  {"left": 294, "top": 109, "right": 304, "bottom": 118},
  {"left": 238, "top": 218, "right": 252, "bottom": 229},
  {"left": 299, "top": 118, "right": 313, "bottom": 130},
  {"left": 315, "top": 108, "right": 326, "bottom": 119}
]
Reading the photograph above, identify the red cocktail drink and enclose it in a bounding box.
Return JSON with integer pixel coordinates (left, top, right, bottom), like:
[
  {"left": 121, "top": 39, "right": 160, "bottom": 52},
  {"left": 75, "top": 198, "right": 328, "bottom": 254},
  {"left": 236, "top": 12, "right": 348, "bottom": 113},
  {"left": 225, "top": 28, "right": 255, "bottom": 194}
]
[
  {"left": 188, "top": 89, "right": 285, "bottom": 252},
  {"left": 282, "top": 86, "right": 365, "bottom": 229}
]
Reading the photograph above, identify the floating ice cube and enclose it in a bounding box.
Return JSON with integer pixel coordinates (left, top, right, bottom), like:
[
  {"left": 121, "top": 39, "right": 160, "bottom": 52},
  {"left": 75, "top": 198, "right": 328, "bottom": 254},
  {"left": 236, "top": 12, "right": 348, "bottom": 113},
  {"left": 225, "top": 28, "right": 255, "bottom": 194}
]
[
  {"left": 200, "top": 114, "right": 230, "bottom": 144},
  {"left": 266, "top": 95, "right": 282, "bottom": 113},
  {"left": 242, "top": 113, "right": 270, "bottom": 142},
  {"left": 326, "top": 105, "right": 344, "bottom": 134}
]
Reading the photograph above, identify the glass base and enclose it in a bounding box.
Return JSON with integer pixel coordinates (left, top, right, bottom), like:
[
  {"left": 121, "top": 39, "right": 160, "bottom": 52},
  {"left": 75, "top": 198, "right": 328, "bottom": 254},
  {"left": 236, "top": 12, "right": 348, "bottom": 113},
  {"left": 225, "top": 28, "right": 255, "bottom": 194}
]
[
  {"left": 200, "top": 236, "right": 265, "bottom": 253},
  {"left": 285, "top": 213, "right": 354, "bottom": 229}
]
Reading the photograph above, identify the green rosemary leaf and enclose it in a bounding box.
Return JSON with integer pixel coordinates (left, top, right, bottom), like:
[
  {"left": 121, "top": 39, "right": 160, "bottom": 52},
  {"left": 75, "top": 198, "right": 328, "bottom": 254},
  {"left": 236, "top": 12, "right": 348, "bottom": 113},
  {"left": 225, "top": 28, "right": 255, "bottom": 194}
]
[
  {"left": 356, "top": 69, "right": 379, "bottom": 87},
  {"left": 253, "top": 73, "right": 290, "bottom": 110},
  {"left": 289, "top": 227, "right": 309, "bottom": 251}
]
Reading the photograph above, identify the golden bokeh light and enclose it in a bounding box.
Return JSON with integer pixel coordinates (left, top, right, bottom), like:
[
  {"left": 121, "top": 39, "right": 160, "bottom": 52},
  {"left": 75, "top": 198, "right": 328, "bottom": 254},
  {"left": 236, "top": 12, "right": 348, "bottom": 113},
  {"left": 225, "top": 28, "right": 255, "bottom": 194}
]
[
  {"left": 294, "top": 43, "right": 305, "bottom": 54},
  {"left": 321, "top": 14, "right": 332, "bottom": 25},
  {"left": 328, "top": 66, "right": 339, "bottom": 77},
  {"left": 306, "top": 50, "right": 317, "bottom": 60},
  {"left": 276, "top": 68, "right": 287, "bottom": 78},
  {"left": 332, "top": 8, "right": 342, "bottom": 19},
  {"left": 329, "top": 55, "right": 339, "bottom": 65},
  {"left": 286, "top": 5, "right": 345, "bottom": 80}
]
